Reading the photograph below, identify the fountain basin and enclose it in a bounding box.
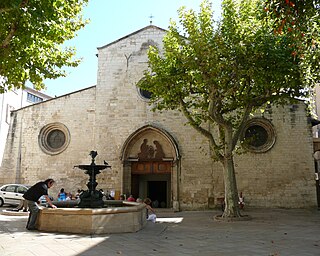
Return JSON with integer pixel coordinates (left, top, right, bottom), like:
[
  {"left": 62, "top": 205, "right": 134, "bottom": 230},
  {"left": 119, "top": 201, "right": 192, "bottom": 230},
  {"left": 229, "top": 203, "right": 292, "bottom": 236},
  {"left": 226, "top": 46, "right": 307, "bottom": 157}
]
[{"left": 37, "top": 202, "right": 147, "bottom": 234}]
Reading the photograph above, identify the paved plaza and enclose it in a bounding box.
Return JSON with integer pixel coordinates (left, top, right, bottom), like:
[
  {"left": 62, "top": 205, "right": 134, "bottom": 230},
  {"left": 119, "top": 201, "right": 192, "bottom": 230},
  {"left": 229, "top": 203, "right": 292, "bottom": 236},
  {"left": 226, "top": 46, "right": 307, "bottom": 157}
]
[{"left": 0, "top": 207, "right": 319, "bottom": 256}]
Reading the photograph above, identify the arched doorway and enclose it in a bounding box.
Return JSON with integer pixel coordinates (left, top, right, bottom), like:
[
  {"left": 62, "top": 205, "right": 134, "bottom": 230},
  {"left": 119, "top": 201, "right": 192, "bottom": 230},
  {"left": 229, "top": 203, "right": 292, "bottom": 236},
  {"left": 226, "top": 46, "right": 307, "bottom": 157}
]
[{"left": 121, "top": 125, "right": 180, "bottom": 209}]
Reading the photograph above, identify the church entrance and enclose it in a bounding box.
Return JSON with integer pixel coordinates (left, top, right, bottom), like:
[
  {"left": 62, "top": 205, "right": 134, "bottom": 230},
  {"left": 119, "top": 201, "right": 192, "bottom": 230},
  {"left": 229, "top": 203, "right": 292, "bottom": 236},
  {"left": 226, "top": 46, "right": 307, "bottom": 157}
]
[
  {"left": 121, "top": 125, "right": 180, "bottom": 210},
  {"left": 131, "top": 161, "right": 171, "bottom": 208},
  {"left": 148, "top": 181, "right": 167, "bottom": 208}
]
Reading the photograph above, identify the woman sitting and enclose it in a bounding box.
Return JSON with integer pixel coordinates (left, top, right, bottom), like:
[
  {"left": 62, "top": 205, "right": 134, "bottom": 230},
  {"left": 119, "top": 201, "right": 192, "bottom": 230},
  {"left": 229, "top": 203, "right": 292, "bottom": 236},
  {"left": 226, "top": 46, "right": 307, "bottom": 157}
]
[
  {"left": 57, "top": 188, "right": 66, "bottom": 201},
  {"left": 144, "top": 198, "right": 156, "bottom": 223}
]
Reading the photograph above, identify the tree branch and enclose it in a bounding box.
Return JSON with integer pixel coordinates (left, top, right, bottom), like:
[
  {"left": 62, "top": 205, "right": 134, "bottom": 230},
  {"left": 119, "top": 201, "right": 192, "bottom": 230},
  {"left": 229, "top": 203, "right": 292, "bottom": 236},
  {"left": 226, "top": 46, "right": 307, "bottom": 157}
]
[
  {"left": 178, "top": 97, "right": 223, "bottom": 161},
  {"left": 0, "top": 8, "right": 14, "bottom": 14},
  {"left": 231, "top": 104, "right": 252, "bottom": 150},
  {"left": 1, "top": 23, "right": 18, "bottom": 48},
  {"left": 0, "top": 0, "right": 29, "bottom": 48},
  {"left": 207, "top": 86, "right": 231, "bottom": 128}
]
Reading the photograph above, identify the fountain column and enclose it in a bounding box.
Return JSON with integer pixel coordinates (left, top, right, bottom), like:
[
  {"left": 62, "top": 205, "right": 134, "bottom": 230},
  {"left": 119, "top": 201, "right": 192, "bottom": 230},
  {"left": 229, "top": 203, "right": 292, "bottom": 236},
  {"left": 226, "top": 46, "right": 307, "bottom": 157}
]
[{"left": 74, "top": 151, "right": 111, "bottom": 208}]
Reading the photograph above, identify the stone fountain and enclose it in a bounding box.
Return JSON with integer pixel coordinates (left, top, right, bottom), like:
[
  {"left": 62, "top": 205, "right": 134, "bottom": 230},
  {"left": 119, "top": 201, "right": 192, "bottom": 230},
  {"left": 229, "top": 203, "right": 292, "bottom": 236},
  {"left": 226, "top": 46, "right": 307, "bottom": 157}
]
[
  {"left": 74, "top": 150, "right": 111, "bottom": 208},
  {"left": 36, "top": 151, "right": 147, "bottom": 234}
]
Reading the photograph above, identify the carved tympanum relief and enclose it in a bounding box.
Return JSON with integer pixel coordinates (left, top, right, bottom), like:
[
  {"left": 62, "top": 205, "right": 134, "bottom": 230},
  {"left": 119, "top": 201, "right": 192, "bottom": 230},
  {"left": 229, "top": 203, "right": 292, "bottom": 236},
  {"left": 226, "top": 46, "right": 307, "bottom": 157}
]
[{"left": 138, "top": 138, "right": 165, "bottom": 160}]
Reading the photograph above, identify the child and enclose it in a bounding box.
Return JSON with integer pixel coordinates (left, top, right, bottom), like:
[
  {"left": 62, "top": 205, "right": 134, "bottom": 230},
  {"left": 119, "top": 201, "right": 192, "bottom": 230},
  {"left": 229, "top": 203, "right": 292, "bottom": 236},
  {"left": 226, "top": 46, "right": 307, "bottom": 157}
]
[
  {"left": 144, "top": 198, "right": 156, "bottom": 223},
  {"left": 57, "top": 188, "right": 66, "bottom": 201}
]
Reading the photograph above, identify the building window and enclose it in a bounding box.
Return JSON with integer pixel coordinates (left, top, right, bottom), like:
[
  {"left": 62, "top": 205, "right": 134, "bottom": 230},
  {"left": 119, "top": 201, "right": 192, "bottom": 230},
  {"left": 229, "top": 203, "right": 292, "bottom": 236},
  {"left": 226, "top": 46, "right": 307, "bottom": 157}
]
[
  {"left": 242, "top": 118, "right": 276, "bottom": 153},
  {"left": 47, "top": 130, "right": 66, "bottom": 149},
  {"left": 137, "top": 77, "right": 153, "bottom": 100},
  {"left": 39, "top": 123, "right": 70, "bottom": 155},
  {"left": 27, "top": 92, "right": 43, "bottom": 103},
  {"left": 138, "top": 88, "right": 152, "bottom": 100}
]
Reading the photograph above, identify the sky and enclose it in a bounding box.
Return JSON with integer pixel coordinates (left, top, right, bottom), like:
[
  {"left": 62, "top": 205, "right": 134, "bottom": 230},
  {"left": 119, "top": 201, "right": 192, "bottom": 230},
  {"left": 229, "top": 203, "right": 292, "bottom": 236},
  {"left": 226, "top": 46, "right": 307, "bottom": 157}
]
[{"left": 43, "top": 0, "right": 222, "bottom": 97}]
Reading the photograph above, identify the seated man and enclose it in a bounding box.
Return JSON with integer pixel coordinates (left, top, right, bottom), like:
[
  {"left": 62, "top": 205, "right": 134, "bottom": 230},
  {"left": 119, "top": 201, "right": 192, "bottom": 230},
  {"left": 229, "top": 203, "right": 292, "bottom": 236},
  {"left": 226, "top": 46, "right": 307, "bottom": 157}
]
[{"left": 127, "top": 195, "right": 135, "bottom": 202}]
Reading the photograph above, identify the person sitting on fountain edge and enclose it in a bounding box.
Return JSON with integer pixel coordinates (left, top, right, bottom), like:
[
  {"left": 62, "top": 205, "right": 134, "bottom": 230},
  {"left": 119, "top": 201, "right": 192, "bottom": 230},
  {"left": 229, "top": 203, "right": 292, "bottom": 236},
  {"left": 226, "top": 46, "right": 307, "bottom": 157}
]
[
  {"left": 127, "top": 194, "right": 135, "bottom": 202},
  {"left": 57, "top": 188, "right": 67, "bottom": 201},
  {"left": 144, "top": 198, "right": 156, "bottom": 223},
  {"left": 23, "top": 178, "right": 57, "bottom": 230}
]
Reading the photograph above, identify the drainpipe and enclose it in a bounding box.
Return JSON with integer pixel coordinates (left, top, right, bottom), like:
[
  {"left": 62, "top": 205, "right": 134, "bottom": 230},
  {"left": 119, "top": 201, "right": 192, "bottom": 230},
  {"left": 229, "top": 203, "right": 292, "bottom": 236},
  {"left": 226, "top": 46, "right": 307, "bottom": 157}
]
[
  {"left": 15, "top": 89, "right": 24, "bottom": 183},
  {"left": 0, "top": 93, "right": 5, "bottom": 166},
  {"left": 0, "top": 93, "right": 4, "bottom": 136}
]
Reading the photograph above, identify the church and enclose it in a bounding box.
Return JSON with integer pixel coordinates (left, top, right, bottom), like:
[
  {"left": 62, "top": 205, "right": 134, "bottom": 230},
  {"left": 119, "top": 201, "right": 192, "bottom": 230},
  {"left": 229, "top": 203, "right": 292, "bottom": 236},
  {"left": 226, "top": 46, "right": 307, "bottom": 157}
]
[{"left": 0, "top": 25, "right": 317, "bottom": 211}]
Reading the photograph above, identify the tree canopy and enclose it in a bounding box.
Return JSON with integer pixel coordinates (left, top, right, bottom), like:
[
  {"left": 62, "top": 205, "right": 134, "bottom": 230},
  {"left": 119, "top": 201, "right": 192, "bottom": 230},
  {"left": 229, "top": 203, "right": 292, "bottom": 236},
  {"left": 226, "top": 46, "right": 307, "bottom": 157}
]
[
  {"left": 0, "top": 0, "right": 89, "bottom": 93},
  {"left": 139, "top": 0, "right": 320, "bottom": 218},
  {"left": 264, "top": 0, "right": 320, "bottom": 87}
]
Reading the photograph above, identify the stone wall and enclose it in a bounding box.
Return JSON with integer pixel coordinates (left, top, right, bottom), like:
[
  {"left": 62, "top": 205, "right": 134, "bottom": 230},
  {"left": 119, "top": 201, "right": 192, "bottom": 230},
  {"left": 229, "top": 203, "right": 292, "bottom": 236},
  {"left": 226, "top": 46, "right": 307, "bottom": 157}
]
[{"left": 234, "top": 103, "right": 315, "bottom": 208}]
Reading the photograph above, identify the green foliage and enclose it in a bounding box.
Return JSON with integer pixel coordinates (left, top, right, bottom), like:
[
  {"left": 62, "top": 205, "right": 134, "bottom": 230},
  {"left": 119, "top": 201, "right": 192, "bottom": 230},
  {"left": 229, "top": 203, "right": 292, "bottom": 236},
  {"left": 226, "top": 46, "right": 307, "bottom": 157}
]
[
  {"left": 0, "top": 0, "right": 89, "bottom": 93},
  {"left": 263, "top": 0, "right": 320, "bottom": 89},
  {"left": 139, "top": 0, "right": 320, "bottom": 159}
]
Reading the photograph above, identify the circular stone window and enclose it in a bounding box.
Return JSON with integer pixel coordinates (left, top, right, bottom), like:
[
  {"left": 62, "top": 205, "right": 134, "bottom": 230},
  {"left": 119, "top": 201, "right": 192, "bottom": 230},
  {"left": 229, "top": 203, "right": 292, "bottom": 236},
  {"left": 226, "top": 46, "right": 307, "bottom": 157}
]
[
  {"left": 138, "top": 88, "right": 152, "bottom": 100},
  {"left": 242, "top": 118, "right": 276, "bottom": 153},
  {"left": 137, "top": 77, "right": 153, "bottom": 100},
  {"left": 39, "top": 123, "right": 70, "bottom": 155}
]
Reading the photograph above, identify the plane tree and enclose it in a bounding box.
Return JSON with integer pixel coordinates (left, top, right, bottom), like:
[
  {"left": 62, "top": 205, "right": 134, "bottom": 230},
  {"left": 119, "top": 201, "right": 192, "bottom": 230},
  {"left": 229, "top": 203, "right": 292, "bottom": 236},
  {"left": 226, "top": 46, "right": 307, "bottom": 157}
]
[
  {"left": 0, "top": 0, "right": 89, "bottom": 93},
  {"left": 138, "top": 0, "right": 320, "bottom": 218}
]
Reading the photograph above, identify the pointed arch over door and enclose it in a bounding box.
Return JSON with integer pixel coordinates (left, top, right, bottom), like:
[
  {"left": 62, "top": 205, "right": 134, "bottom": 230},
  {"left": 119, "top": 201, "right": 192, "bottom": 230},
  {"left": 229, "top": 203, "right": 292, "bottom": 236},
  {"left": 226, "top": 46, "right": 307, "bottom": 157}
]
[
  {"left": 120, "top": 124, "right": 180, "bottom": 210},
  {"left": 120, "top": 124, "right": 180, "bottom": 162}
]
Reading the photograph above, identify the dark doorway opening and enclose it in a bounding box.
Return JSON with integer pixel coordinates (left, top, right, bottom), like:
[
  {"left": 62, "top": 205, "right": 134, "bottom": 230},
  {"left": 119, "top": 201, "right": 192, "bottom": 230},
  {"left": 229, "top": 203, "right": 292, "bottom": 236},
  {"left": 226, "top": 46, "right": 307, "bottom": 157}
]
[
  {"left": 131, "top": 174, "right": 140, "bottom": 199},
  {"left": 148, "top": 181, "right": 167, "bottom": 208}
]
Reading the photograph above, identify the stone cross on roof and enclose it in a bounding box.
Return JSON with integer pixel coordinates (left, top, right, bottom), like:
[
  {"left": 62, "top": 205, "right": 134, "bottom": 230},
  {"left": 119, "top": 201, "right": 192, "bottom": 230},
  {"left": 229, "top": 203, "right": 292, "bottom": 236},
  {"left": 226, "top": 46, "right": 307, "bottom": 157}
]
[{"left": 149, "top": 14, "right": 154, "bottom": 25}]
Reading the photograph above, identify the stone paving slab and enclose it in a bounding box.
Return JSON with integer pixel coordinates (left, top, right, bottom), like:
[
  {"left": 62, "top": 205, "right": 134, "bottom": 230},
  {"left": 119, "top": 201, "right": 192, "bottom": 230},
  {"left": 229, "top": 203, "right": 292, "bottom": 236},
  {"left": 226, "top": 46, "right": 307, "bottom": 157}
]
[{"left": 0, "top": 207, "right": 319, "bottom": 256}]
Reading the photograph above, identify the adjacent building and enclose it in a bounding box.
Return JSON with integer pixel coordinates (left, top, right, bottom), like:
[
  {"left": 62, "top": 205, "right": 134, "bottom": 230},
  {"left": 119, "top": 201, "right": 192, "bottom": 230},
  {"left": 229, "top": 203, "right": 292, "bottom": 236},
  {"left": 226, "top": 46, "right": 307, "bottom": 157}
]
[{"left": 0, "top": 87, "right": 51, "bottom": 164}]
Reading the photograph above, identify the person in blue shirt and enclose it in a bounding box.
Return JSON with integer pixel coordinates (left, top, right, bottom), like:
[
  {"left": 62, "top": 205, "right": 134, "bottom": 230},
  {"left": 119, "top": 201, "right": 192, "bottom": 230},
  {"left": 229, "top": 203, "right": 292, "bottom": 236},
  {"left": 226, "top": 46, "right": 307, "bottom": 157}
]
[{"left": 58, "top": 188, "right": 66, "bottom": 201}]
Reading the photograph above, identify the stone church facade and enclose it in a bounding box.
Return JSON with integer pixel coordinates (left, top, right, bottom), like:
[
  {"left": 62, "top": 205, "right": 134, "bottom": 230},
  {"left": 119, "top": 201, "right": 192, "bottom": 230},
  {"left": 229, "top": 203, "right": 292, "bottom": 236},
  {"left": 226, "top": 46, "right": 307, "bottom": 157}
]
[{"left": 0, "top": 25, "right": 317, "bottom": 210}]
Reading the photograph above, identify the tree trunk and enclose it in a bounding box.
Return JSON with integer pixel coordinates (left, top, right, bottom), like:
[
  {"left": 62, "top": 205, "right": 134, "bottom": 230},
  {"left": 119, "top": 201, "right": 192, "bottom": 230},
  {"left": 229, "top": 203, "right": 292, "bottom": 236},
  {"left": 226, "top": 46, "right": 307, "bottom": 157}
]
[{"left": 221, "top": 155, "right": 241, "bottom": 218}]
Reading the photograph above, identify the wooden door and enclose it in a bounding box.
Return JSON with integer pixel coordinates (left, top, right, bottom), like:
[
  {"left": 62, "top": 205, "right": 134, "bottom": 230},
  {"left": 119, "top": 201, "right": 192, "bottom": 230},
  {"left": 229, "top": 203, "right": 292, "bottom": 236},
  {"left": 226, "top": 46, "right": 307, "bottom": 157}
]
[{"left": 131, "top": 161, "right": 171, "bottom": 175}]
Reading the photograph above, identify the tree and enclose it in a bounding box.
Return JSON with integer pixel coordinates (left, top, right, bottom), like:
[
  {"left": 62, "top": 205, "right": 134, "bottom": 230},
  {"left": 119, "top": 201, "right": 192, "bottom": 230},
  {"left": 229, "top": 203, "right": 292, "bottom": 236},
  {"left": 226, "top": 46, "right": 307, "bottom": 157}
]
[
  {"left": 138, "top": 0, "right": 320, "bottom": 218},
  {"left": 0, "top": 0, "right": 89, "bottom": 93}
]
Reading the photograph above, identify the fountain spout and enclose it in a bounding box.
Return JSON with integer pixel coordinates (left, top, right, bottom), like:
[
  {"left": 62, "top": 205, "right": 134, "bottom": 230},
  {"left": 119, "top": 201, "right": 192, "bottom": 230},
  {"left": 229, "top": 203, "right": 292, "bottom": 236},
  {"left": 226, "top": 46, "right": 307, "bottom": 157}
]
[{"left": 74, "top": 151, "right": 111, "bottom": 208}]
